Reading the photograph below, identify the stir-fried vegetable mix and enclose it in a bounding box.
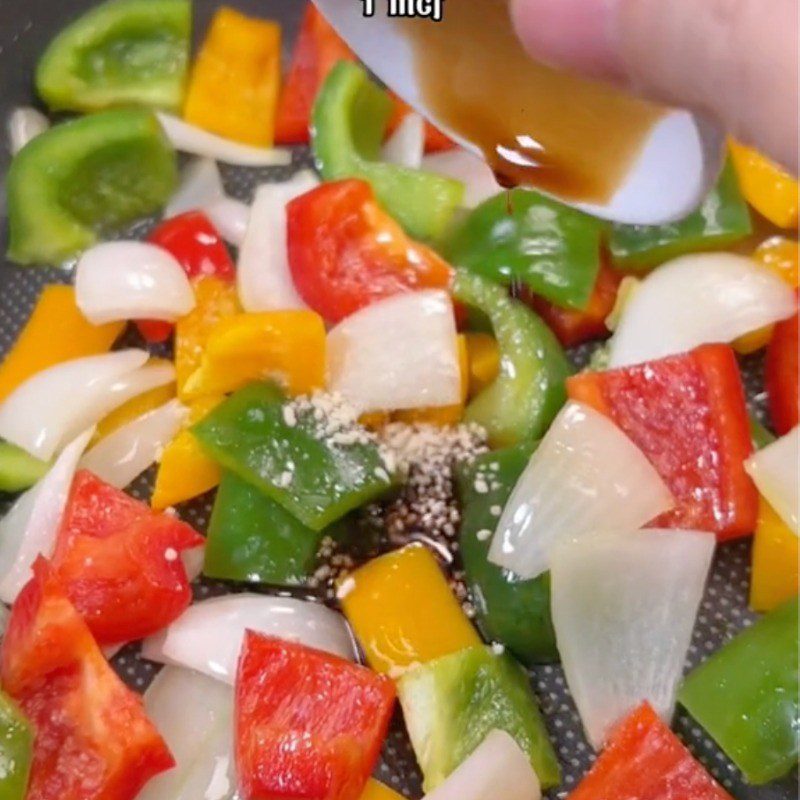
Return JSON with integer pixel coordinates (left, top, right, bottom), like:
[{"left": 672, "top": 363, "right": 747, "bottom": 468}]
[{"left": 0, "top": 1, "right": 798, "bottom": 798}]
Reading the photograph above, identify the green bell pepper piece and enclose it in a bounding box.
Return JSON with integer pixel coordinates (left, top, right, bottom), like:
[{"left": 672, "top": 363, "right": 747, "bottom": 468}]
[
  {"left": 311, "top": 60, "right": 463, "bottom": 242},
  {"left": 7, "top": 108, "right": 177, "bottom": 266},
  {"left": 0, "top": 690, "right": 33, "bottom": 799},
  {"left": 609, "top": 160, "right": 752, "bottom": 270},
  {"left": 457, "top": 442, "right": 558, "bottom": 665},
  {"left": 446, "top": 188, "right": 605, "bottom": 310},
  {"left": 0, "top": 441, "right": 49, "bottom": 493},
  {"left": 193, "top": 382, "right": 395, "bottom": 531},
  {"left": 454, "top": 270, "right": 570, "bottom": 447},
  {"left": 749, "top": 414, "right": 776, "bottom": 451},
  {"left": 205, "top": 470, "right": 323, "bottom": 586},
  {"left": 678, "top": 597, "right": 799, "bottom": 784},
  {"left": 36, "top": 0, "right": 190, "bottom": 113}
]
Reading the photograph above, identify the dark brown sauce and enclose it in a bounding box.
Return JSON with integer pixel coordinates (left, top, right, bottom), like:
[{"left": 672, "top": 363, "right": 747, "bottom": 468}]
[{"left": 401, "top": 0, "right": 665, "bottom": 203}]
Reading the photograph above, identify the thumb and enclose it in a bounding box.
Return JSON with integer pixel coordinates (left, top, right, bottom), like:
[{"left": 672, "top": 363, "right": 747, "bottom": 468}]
[{"left": 510, "top": 0, "right": 799, "bottom": 174}]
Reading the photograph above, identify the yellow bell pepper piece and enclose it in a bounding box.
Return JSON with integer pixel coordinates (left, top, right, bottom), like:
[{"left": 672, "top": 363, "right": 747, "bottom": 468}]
[
  {"left": 183, "top": 7, "right": 281, "bottom": 146},
  {"left": 360, "top": 779, "right": 406, "bottom": 800},
  {"left": 151, "top": 396, "right": 224, "bottom": 510},
  {"left": 733, "top": 237, "right": 799, "bottom": 353},
  {"left": 360, "top": 411, "right": 391, "bottom": 430},
  {"left": 729, "top": 141, "right": 798, "bottom": 229},
  {"left": 750, "top": 497, "right": 799, "bottom": 612},
  {"left": 464, "top": 332, "right": 500, "bottom": 397},
  {"left": 0, "top": 285, "right": 122, "bottom": 403},
  {"left": 182, "top": 310, "right": 326, "bottom": 399},
  {"left": 340, "top": 544, "right": 481, "bottom": 678},
  {"left": 175, "top": 277, "right": 240, "bottom": 401}
]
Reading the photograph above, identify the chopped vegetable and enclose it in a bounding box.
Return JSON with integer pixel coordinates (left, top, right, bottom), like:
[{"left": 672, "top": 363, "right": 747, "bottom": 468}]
[
  {"left": 35, "top": 0, "right": 190, "bottom": 112},
  {"left": 750, "top": 498, "right": 799, "bottom": 611},
  {"left": 381, "top": 112, "right": 425, "bottom": 169},
  {"left": 679, "top": 597, "right": 799, "bottom": 784},
  {"left": 192, "top": 382, "right": 394, "bottom": 530},
  {"left": 568, "top": 702, "right": 733, "bottom": 800},
  {"left": 327, "top": 291, "right": 461, "bottom": 413},
  {"left": 340, "top": 544, "right": 481, "bottom": 677},
  {"left": 361, "top": 781, "right": 406, "bottom": 800},
  {"left": 447, "top": 188, "right": 604, "bottom": 310},
  {"left": 608, "top": 160, "right": 752, "bottom": 269},
  {"left": 0, "top": 690, "right": 33, "bottom": 799},
  {"left": 165, "top": 157, "right": 225, "bottom": 217},
  {"left": 7, "top": 109, "right": 177, "bottom": 265},
  {"left": 568, "top": 344, "right": 758, "bottom": 540},
  {"left": 765, "top": 304, "right": 799, "bottom": 434},
  {"left": 457, "top": 442, "right": 558, "bottom": 665},
  {"left": 205, "top": 470, "right": 322, "bottom": 585},
  {"left": 754, "top": 236, "right": 800, "bottom": 285},
  {"left": 607, "top": 252, "right": 795, "bottom": 368},
  {"left": 422, "top": 148, "right": 501, "bottom": 209},
  {"left": 453, "top": 270, "right": 570, "bottom": 447},
  {"left": 235, "top": 632, "right": 395, "bottom": 800},
  {"left": 0, "top": 442, "right": 48, "bottom": 494},
  {"left": 287, "top": 178, "right": 454, "bottom": 324},
  {"left": 1, "top": 558, "right": 174, "bottom": 800},
  {"left": 463, "top": 332, "right": 500, "bottom": 397},
  {"left": 183, "top": 7, "right": 280, "bottom": 146},
  {"left": 7, "top": 106, "right": 49, "bottom": 155},
  {"left": 490, "top": 401, "right": 672, "bottom": 580},
  {"left": 398, "top": 645, "right": 560, "bottom": 791},
  {"left": 551, "top": 529, "right": 714, "bottom": 749},
  {"left": 312, "top": 62, "right": 463, "bottom": 241},
  {"left": 142, "top": 594, "right": 355, "bottom": 683},
  {"left": 94, "top": 371, "right": 175, "bottom": 440}
]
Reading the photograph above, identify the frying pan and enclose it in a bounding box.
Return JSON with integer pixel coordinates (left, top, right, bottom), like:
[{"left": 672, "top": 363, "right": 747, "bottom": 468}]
[{"left": 0, "top": 1, "right": 796, "bottom": 797}]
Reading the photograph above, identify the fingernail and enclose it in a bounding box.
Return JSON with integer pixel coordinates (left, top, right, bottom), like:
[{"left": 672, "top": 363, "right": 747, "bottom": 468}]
[{"left": 510, "top": 0, "right": 625, "bottom": 80}]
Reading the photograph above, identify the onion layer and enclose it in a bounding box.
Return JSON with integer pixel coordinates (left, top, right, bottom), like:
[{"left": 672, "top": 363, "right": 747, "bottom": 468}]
[
  {"left": 382, "top": 113, "right": 425, "bottom": 169},
  {"left": 422, "top": 148, "right": 502, "bottom": 209},
  {"left": 745, "top": 426, "right": 799, "bottom": 535},
  {"left": 7, "top": 106, "right": 50, "bottom": 155}
]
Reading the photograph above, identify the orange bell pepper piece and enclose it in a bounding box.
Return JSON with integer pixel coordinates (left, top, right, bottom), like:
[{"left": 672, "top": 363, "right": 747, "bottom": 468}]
[
  {"left": 183, "top": 7, "right": 281, "bottom": 146},
  {"left": 360, "top": 779, "right": 406, "bottom": 800},
  {"left": 750, "top": 497, "right": 799, "bottom": 612},
  {"left": 464, "top": 332, "right": 500, "bottom": 397}
]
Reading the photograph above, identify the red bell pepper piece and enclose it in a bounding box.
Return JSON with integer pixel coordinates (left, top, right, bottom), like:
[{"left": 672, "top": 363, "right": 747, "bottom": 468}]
[
  {"left": 569, "top": 703, "right": 732, "bottom": 800},
  {"left": 50, "top": 470, "right": 204, "bottom": 645},
  {"left": 568, "top": 344, "right": 757, "bottom": 540},
  {"left": 1, "top": 557, "right": 174, "bottom": 800},
  {"left": 765, "top": 303, "right": 799, "bottom": 435},
  {"left": 235, "top": 632, "right": 396, "bottom": 800},
  {"left": 137, "top": 211, "right": 235, "bottom": 342},
  {"left": 287, "top": 178, "right": 454, "bottom": 323}
]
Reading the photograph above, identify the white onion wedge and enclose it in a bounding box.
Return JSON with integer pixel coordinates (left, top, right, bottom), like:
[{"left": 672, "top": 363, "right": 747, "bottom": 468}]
[
  {"left": 422, "top": 148, "right": 502, "bottom": 209},
  {"left": 423, "top": 730, "right": 541, "bottom": 800},
  {"left": 237, "top": 171, "right": 319, "bottom": 312},
  {"left": 141, "top": 594, "right": 355, "bottom": 683},
  {"left": 80, "top": 399, "right": 187, "bottom": 489},
  {"left": 7, "top": 106, "right": 50, "bottom": 155},
  {"left": 0, "top": 428, "right": 94, "bottom": 603},
  {"left": 0, "top": 349, "right": 152, "bottom": 460},
  {"left": 205, "top": 197, "right": 250, "bottom": 247},
  {"left": 181, "top": 545, "right": 206, "bottom": 583},
  {"left": 139, "top": 666, "right": 235, "bottom": 800},
  {"left": 550, "top": 529, "right": 715, "bottom": 749},
  {"left": 76, "top": 241, "right": 195, "bottom": 325},
  {"left": 745, "top": 426, "right": 799, "bottom": 535},
  {"left": 382, "top": 112, "right": 425, "bottom": 169},
  {"left": 609, "top": 253, "right": 796, "bottom": 367},
  {"left": 165, "top": 157, "right": 225, "bottom": 217},
  {"left": 156, "top": 113, "right": 291, "bottom": 166},
  {"left": 327, "top": 290, "right": 461, "bottom": 413},
  {"left": 489, "top": 401, "right": 674, "bottom": 580}
]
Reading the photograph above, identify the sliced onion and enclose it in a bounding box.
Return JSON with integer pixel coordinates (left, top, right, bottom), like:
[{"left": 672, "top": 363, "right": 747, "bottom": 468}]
[
  {"left": 181, "top": 545, "right": 206, "bottom": 583},
  {"left": 237, "top": 171, "right": 319, "bottom": 312},
  {"left": 0, "top": 428, "right": 94, "bottom": 603},
  {"left": 141, "top": 594, "right": 356, "bottom": 683},
  {"left": 382, "top": 112, "right": 425, "bottom": 169},
  {"left": 76, "top": 241, "right": 196, "bottom": 325},
  {"left": 7, "top": 106, "right": 50, "bottom": 155},
  {"left": 609, "top": 252, "right": 796, "bottom": 368},
  {"left": 489, "top": 401, "right": 674, "bottom": 580},
  {"left": 80, "top": 399, "right": 187, "bottom": 489},
  {"left": 423, "top": 730, "right": 541, "bottom": 800},
  {"left": 745, "top": 426, "right": 799, "bottom": 535},
  {"left": 139, "top": 665, "right": 235, "bottom": 800},
  {"left": 422, "top": 148, "right": 502, "bottom": 209},
  {"left": 156, "top": 113, "right": 291, "bottom": 166},
  {"left": 327, "top": 290, "right": 461, "bottom": 413},
  {"left": 165, "top": 157, "right": 225, "bottom": 217},
  {"left": 0, "top": 349, "right": 154, "bottom": 460},
  {"left": 551, "top": 529, "right": 715, "bottom": 749},
  {"left": 205, "top": 197, "right": 250, "bottom": 247}
]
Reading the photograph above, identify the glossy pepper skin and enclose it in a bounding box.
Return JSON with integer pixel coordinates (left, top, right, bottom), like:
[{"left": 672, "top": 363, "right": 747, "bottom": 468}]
[
  {"left": 457, "top": 442, "right": 558, "bottom": 664},
  {"left": 679, "top": 597, "right": 799, "bottom": 784},
  {"left": 453, "top": 270, "right": 570, "bottom": 447},
  {"left": 312, "top": 61, "right": 463, "bottom": 242},
  {"left": 0, "top": 690, "right": 33, "bottom": 799},
  {"left": 608, "top": 159, "right": 752, "bottom": 270},
  {"left": 765, "top": 303, "right": 799, "bottom": 435},
  {"left": 750, "top": 498, "right": 799, "bottom": 612},
  {"left": 183, "top": 7, "right": 281, "bottom": 146},
  {"left": 447, "top": 188, "right": 605, "bottom": 310},
  {"left": 7, "top": 109, "right": 177, "bottom": 266},
  {"left": 35, "top": 0, "right": 190, "bottom": 113}
]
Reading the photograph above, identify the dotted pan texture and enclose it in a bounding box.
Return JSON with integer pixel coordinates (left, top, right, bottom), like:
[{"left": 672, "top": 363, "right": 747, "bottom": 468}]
[{"left": 0, "top": 2, "right": 797, "bottom": 798}]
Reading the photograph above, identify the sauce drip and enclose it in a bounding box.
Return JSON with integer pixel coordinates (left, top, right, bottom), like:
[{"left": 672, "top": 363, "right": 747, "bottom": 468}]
[{"left": 401, "top": 0, "right": 665, "bottom": 203}]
